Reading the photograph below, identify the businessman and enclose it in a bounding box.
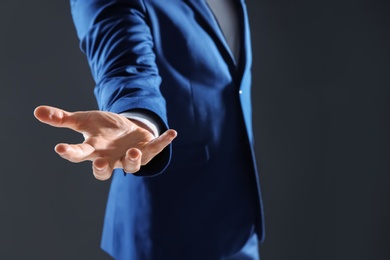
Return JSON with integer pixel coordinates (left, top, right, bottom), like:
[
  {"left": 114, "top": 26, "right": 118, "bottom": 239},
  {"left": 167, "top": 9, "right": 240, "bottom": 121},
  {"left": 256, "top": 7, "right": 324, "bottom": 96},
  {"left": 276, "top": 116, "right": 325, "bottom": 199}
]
[{"left": 35, "top": 0, "right": 265, "bottom": 259}]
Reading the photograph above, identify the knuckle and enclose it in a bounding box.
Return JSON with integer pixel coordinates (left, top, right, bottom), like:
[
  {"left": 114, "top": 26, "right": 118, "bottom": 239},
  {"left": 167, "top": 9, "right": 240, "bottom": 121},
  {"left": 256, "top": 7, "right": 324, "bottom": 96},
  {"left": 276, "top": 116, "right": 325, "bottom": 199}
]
[
  {"left": 124, "top": 164, "right": 141, "bottom": 174},
  {"left": 93, "top": 171, "right": 111, "bottom": 181},
  {"left": 92, "top": 164, "right": 112, "bottom": 181},
  {"left": 68, "top": 157, "right": 82, "bottom": 163}
]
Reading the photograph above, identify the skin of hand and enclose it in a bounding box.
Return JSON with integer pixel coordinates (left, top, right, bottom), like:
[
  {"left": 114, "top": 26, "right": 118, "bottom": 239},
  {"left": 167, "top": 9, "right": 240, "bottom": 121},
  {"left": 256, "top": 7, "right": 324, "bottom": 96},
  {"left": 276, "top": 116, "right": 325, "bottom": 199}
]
[{"left": 34, "top": 105, "right": 177, "bottom": 180}]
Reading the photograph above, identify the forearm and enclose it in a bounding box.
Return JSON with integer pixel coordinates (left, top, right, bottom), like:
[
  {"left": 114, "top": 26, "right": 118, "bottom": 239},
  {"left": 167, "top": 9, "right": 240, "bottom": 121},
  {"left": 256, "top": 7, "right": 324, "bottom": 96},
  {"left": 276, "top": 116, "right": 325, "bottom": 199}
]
[
  {"left": 70, "top": 0, "right": 172, "bottom": 176},
  {"left": 70, "top": 0, "right": 167, "bottom": 122}
]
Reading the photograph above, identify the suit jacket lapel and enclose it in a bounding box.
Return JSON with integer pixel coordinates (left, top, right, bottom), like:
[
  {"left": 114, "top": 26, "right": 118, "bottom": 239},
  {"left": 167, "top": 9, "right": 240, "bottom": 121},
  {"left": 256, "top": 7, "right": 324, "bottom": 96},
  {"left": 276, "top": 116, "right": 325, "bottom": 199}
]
[
  {"left": 185, "top": 0, "right": 250, "bottom": 83},
  {"left": 238, "top": 0, "right": 251, "bottom": 84},
  {"left": 184, "top": 0, "right": 237, "bottom": 68}
]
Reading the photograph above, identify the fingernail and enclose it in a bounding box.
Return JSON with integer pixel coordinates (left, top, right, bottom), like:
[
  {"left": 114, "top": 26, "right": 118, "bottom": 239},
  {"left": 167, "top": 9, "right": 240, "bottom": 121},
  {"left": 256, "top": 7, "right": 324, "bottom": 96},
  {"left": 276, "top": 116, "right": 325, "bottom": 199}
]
[
  {"left": 50, "top": 110, "right": 64, "bottom": 121},
  {"left": 130, "top": 155, "right": 140, "bottom": 161},
  {"left": 95, "top": 164, "right": 106, "bottom": 171}
]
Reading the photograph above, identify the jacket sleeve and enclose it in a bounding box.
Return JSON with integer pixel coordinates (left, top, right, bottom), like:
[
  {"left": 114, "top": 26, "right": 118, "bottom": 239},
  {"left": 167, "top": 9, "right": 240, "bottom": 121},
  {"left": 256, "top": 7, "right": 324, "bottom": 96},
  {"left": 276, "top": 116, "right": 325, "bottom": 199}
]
[{"left": 70, "top": 0, "right": 171, "bottom": 177}]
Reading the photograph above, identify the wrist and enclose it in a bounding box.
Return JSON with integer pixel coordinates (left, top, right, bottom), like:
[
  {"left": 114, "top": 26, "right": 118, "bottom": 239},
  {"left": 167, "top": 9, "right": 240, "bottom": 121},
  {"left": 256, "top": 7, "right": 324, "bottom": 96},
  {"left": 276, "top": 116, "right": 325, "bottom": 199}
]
[{"left": 129, "top": 118, "right": 156, "bottom": 137}]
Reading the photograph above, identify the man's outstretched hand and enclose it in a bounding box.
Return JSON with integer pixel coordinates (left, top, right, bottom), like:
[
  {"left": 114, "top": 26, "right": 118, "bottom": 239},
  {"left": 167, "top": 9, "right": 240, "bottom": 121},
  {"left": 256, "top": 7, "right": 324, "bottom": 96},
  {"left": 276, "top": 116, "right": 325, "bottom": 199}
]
[{"left": 34, "top": 105, "right": 177, "bottom": 180}]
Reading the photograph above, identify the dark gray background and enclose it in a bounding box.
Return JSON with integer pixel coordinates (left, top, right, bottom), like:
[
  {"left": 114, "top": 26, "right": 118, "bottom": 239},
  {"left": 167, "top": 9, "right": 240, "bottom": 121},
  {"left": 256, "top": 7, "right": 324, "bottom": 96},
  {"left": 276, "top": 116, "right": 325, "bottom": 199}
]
[{"left": 1, "top": 0, "right": 389, "bottom": 259}]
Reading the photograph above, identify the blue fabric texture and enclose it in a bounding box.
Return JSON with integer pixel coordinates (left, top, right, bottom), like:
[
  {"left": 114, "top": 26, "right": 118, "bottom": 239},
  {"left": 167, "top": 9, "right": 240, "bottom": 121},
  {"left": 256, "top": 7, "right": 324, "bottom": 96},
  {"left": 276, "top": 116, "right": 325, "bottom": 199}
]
[
  {"left": 70, "top": 0, "right": 265, "bottom": 259},
  {"left": 225, "top": 233, "right": 260, "bottom": 260}
]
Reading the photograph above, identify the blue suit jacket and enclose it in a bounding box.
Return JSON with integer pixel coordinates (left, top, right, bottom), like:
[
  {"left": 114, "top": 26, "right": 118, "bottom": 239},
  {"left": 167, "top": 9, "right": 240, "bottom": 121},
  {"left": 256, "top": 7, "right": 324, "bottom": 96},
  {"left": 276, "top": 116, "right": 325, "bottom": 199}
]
[{"left": 71, "top": 0, "right": 264, "bottom": 259}]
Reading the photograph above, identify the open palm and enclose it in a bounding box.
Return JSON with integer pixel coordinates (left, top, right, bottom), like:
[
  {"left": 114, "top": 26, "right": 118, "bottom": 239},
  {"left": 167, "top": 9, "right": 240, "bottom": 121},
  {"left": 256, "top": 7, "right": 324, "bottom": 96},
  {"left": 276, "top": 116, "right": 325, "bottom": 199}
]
[{"left": 34, "top": 105, "right": 177, "bottom": 180}]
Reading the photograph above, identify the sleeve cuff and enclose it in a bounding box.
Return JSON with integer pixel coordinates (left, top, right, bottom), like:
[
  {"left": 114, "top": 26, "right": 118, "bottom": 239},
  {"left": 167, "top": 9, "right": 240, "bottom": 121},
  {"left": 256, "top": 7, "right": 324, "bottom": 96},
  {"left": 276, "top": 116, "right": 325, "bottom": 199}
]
[{"left": 120, "top": 111, "right": 160, "bottom": 137}]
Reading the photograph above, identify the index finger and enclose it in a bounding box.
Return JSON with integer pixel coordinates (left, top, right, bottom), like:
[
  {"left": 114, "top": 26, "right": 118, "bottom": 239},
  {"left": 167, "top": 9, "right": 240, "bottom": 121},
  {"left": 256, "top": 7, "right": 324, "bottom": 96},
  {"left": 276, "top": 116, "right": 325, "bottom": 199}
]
[{"left": 34, "top": 105, "right": 77, "bottom": 129}]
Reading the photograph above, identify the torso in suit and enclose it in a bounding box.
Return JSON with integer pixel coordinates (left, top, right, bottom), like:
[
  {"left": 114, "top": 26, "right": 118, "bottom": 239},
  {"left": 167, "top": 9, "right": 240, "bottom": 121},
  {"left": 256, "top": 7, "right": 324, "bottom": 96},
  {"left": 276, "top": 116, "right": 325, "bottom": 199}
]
[{"left": 70, "top": 0, "right": 264, "bottom": 259}]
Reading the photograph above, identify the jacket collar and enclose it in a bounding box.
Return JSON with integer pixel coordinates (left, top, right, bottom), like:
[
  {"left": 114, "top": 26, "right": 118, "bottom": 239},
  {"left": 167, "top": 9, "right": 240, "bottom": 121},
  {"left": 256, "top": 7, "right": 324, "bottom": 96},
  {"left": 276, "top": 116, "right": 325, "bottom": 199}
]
[{"left": 184, "top": 0, "right": 249, "bottom": 80}]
